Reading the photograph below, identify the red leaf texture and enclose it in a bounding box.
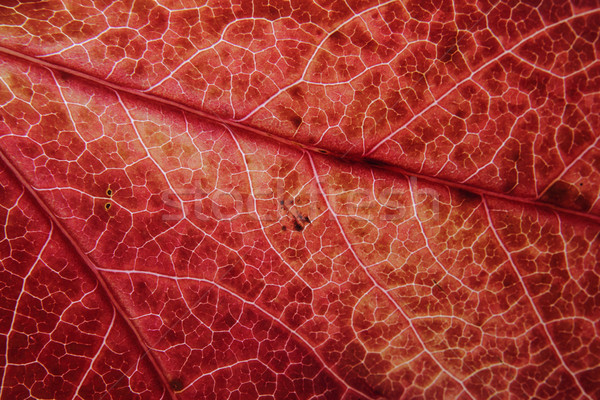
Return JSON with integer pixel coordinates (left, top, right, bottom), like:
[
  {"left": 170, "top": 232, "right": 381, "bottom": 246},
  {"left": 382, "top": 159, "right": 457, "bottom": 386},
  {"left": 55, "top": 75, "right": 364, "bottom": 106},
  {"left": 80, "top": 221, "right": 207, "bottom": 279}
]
[{"left": 0, "top": 1, "right": 599, "bottom": 399}]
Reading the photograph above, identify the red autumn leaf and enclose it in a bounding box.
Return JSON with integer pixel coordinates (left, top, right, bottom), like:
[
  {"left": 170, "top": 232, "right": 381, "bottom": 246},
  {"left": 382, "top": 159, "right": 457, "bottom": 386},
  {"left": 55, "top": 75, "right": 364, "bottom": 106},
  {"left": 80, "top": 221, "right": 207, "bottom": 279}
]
[{"left": 0, "top": 0, "right": 599, "bottom": 399}]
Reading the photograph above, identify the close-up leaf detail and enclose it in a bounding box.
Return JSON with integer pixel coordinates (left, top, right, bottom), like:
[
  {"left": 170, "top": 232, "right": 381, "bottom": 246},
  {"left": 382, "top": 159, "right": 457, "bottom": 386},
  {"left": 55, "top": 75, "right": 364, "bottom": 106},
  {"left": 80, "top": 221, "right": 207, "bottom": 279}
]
[{"left": 0, "top": 0, "right": 599, "bottom": 399}]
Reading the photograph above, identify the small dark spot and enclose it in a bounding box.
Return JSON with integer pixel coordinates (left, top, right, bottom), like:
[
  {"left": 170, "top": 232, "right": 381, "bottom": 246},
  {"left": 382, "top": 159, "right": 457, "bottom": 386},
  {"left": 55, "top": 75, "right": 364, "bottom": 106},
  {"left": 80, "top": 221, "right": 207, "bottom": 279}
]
[
  {"left": 506, "top": 149, "right": 520, "bottom": 163},
  {"left": 0, "top": 115, "right": 4, "bottom": 122},
  {"left": 456, "top": 188, "right": 480, "bottom": 203},
  {"left": 365, "top": 158, "right": 384, "bottom": 166},
  {"left": 104, "top": 203, "right": 111, "bottom": 210},
  {"left": 56, "top": 70, "right": 73, "bottom": 82},
  {"left": 281, "top": 225, "right": 287, "bottom": 231},
  {"left": 542, "top": 181, "right": 585, "bottom": 209},
  {"left": 279, "top": 200, "right": 285, "bottom": 206},
  {"left": 317, "top": 149, "right": 328, "bottom": 154},
  {"left": 106, "top": 188, "right": 113, "bottom": 197},
  {"left": 290, "top": 115, "right": 302, "bottom": 128},
  {"left": 170, "top": 378, "right": 184, "bottom": 392},
  {"left": 454, "top": 108, "right": 468, "bottom": 119},
  {"left": 579, "top": 183, "right": 583, "bottom": 186},
  {"left": 329, "top": 30, "right": 348, "bottom": 46},
  {"left": 300, "top": 215, "right": 311, "bottom": 224},
  {"left": 502, "top": 273, "right": 518, "bottom": 288},
  {"left": 575, "top": 194, "right": 591, "bottom": 211},
  {"left": 293, "top": 221, "right": 303, "bottom": 231},
  {"left": 289, "top": 85, "right": 304, "bottom": 98}
]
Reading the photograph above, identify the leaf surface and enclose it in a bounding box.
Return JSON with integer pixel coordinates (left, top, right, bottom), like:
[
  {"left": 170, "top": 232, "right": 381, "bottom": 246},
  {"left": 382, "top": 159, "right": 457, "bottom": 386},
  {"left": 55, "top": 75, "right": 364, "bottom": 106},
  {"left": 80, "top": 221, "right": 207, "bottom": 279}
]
[{"left": 0, "top": 1, "right": 599, "bottom": 399}]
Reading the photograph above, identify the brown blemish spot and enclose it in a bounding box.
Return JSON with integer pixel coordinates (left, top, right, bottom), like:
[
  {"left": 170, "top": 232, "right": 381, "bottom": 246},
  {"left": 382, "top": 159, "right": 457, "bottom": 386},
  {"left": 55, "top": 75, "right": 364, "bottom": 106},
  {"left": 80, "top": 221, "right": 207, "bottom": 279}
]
[
  {"left": 543, "top": 181, "right": 589, "bottom": 210},
  {"left": 299, "top": 214, "right": 311, "bottom": 224},
  {"left": 289, "top": 84, "right": 304, "bottom": 98},
  {"left": 454, "top": 108, "right": 468, "bottom": 119},
  {"left": 329, "top": 30, "right": 348, "bottom": 46},
  {"left": 291, "top": 115, "right": 302, "bottom": 128},
  {"left": 56, "top": 70, "right": 73, "bottom": 82},
  {"left": 169, "top": 378, "right": 184, "bottom": 392},
  {"left": 574, "top": 194, "right": 591, "bottom": 211},
  {"left": 106, "top": 188, "right": 113, "bottom": 197},
  {"left": 104, "top": 203, "right": 111, "bottom": 210},
  {"left": 281, "top": 225, "right": 287, "bottom": 231},
  {"left": 280, "top": 197, "right": 309, "bottom": 232},
  {"left": 456, "top": 188, "right": 480, "bottom": 203},
  {"left": 365, "top": 158, "right": 384, "bottom": 166}
]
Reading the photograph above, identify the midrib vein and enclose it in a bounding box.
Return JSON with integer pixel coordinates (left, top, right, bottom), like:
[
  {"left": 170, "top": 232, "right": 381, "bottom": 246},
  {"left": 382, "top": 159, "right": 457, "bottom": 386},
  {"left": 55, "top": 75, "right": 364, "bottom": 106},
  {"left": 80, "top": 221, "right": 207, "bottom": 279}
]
[{"left": 0, "top": 44, "right": 598, "bottom": 226}]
